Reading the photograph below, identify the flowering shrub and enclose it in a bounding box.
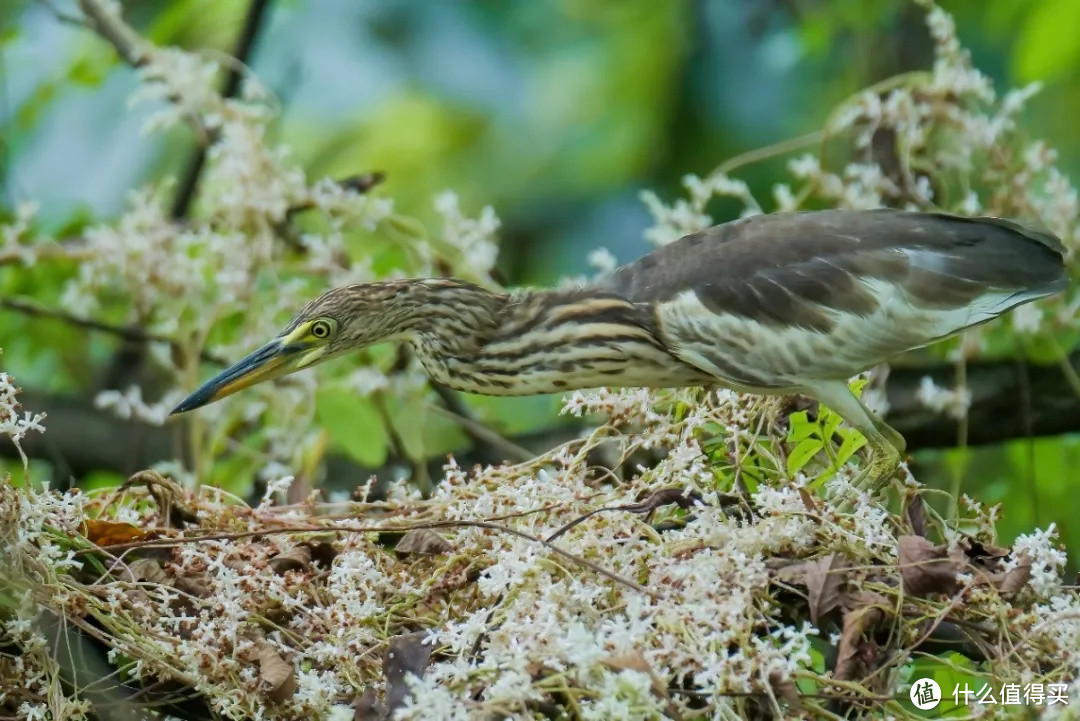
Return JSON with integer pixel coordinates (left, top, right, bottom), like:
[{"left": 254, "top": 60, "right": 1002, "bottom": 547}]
[{"left": 2, "top": 1, "right": 1079, "bottom": 719}]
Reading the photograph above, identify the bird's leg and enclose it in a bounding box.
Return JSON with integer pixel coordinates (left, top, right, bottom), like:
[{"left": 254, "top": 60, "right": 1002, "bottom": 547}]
[{"left": 805, "top": 381, "right": 905, "bottom": 494}]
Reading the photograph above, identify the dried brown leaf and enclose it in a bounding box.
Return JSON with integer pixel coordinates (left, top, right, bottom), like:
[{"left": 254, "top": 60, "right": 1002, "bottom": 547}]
[
  {"left": 384, "top": 632, "right": 432, "bottom": 714},
  {"left": 126, "top": 558, "right": 167, "bottom": 585},
  {"left": 904, "top": 493, "right": 927, "bottom": 537},
  {"left": 352, "top": 688, "right": 384, "bottom": 720},
  {"left": 254, "top": 637, "right": 297, "bottom": 702},
  {"left": 174, "top": 574, "right": 210, "bottom": 598},
  {"left": 775, "top": 555, "right": 849, "bottom": 625},
  {"left": 992, "top": 555, "right": 1032, "bottom": 595},
  {"left": 302, "top": 540, "right": 339, "bottom": 568},
  {"left": 80, "top": 519, "right": 150, "bottom": 547},
  {"left": 395, "top": 529, "right": 451, "bottom": 556},
  {"left": 269, "top": 545, "right": 313, "bottom": 575},
  {"left": 898, "top": 535, "right": 962, "bottom": 597},
  {"left": 769, "top": 670, "right": 804, "bottom": 715},
  {"left": 834, "top": 592, "right": 890, "bottom": 681}
]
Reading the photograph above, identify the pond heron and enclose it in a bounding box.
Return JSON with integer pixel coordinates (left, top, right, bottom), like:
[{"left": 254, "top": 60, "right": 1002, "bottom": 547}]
[{"left": 172, "top": 209, "right": 1067, "bottom": 489}]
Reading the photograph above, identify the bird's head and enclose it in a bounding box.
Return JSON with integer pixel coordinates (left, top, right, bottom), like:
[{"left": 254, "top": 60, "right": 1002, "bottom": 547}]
[{"left": 170, "top": 282, "right": 425, "bottom": 415}]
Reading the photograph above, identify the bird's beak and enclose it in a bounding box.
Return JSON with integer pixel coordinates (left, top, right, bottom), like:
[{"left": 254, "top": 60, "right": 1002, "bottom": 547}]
[{"left": 170, "top": 336, "right": 328, "bottom": 415}]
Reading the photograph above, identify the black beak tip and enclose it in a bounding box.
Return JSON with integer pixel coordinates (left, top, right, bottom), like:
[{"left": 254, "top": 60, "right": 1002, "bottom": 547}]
[{"left": 170, "top": 390, "right": 209, "bottom": 416}]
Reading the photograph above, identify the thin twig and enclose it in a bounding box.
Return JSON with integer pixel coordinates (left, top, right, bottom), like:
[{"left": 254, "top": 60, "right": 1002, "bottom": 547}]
[
  {"left": 76, "top": 0, "right": 149, "bottom": 66},
  {"left": 0, "top": 296, "right": 227, "bottom": 365},
  {"left": 428, "top": 400, "right": 535, "bottom": 463},
  {"left": 171, "top": 0, "right": 273, "bottom": 219},
  {"left": 84, "top": 518, "right": 659, "bottom": 598}
]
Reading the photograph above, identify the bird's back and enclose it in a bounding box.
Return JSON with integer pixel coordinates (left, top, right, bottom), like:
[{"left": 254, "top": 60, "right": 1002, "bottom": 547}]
[{"left": 595, "top": 209, "right": 1066, "bottom": 390}]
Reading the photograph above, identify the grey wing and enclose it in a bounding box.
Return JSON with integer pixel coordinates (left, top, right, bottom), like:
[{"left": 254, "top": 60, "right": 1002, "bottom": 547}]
[{"left": 594, "top": 209, "right": 1066, "bottom": 387}]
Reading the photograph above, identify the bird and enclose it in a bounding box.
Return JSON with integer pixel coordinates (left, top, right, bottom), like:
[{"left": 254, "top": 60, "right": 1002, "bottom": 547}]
[{"left": 171, "top": 209, "right": 1067, "bottom": 490}]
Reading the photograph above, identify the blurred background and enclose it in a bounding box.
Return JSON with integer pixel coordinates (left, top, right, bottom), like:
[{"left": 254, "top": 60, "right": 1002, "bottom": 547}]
[{"left": 2, "top": 0, "right": 1080, "bottom": 560}]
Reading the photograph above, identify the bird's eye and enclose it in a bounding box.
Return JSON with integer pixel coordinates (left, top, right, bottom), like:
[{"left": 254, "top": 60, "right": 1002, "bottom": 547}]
[{"left": 310, "top": 320, "right": 332, "bottom": 339}]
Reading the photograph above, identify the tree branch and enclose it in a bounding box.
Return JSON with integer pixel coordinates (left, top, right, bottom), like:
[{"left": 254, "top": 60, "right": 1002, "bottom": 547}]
[
  {"left": 76, "top": 0, "right": 149, "bottom": 67},
  {"left": 884, "top": 352, "right": 1080, "bottom": 449},
  {"left": 171, "top": 0, "right": 274, "bottom": 220},
  {"left": 0, "top": 297, "right": 227, "bottom": 365}
]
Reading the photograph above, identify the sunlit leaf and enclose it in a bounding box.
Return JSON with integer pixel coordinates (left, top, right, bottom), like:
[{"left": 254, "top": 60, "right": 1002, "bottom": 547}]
[{"left": 315, "top": 389, "right": 388, "bottom": 467}]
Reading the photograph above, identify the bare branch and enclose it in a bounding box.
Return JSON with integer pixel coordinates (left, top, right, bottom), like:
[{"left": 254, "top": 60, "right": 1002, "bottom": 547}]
[
  {"left": 0, "top": 296, "right": 227, "bottom": 365},
  {"left": 76, "top": 0, "right": 149, "bottom": 67},
  {"left": 171, "top": 0, "right": 275, "bottom": 220}
]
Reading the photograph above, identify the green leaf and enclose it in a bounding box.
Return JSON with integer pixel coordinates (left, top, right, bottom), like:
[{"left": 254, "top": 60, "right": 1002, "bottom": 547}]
[
  {"left": 834, "top": 431, "right": 867, "bottom": 467},
  {"left": 787, "top": 437, "right": 824, "bottom": 476},
  {"left": 821, "top": 407, "right": 843, "bottom": 441},
  {"left": 787, "top": 411, "right": 817, "bottom": 442},
  {"left": 315, "top": 390, "right": 388, "bottom": 466}
]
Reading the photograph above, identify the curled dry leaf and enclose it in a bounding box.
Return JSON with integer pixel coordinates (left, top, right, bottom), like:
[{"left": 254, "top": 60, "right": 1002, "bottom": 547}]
[
  {"left": 126, "top": 558, "right": 167, "bottom": 585},
  {"left": 80, "top": 519, "right": 150, "bottom": 547},
  {"left": 904, "top": 493, "right": 927, "bottom": 538},
  {"left": 268, "top": 545, "right": 313, "bottom": 575},
  {"left": 898, "top": 535, "right": 963, "bottom": 597},
  {"left": 988, "top": 555, "right": 1032, "bottom": 595},
  {"left": 173, "top": 574, "right": 211, "bottom": 598},
  {"left": 302, "top": 540, "right": 339, "bottom": 568},
  {"left": 253, "top": 636, "right": 297, "bottom": 702},
  {"left": 395, "top": 529, "right": 451, "bottom": 556},
  {"left": 774, "top": 554, "right": 849, "bottom": 626},
  {"left": 834, "top": 592, "right": 891, "bottom": 682}
]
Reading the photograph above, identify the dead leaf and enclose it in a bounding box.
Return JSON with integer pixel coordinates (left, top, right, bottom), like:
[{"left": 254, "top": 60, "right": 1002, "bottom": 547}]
[
  {"left": 268, "top": 545, "right": 313, "bottom": 575},
  {"left": 775, "top": 555, "right": 849, "bottom": 626},
  {"left": 395, "top": 529, "right": 451, "bottom": 556},
  {"left": 80, "top": 519, "right": 150, "bottom": 547},
  {"left": 834, "top": 592, "right": 890, "bottom": 681},
  {"left": 797, "top": 487, "right": 818, "bottom": 514},
  {"left": 303, "top": 540, "right": 339, "bottom": 568},
  {"left": 174, "top": 574, "right": 210, "bottom": 598},
  {"left": 990, "top": 555, "right": 1032, "bottom": 595},
  {"left": 898, "top": 535, "right": 962, "bottom": 597},
  {"left": 126, "top": 558, "right": 167, "bottom": 585},
  {"left": 352, "top": 688, "right": 384, "bottom": 720},
  {"left": 904, "top": 493, "right": 927, "bottom": 537},
  {"left": 254, "top": 637, "right": 297, "bottom": 702},
  {"left": 769, "top": 670, "right": 803, "bottom": 714},
  {"left": 384, "top": 632, "right": 432, "bottom": 715}
]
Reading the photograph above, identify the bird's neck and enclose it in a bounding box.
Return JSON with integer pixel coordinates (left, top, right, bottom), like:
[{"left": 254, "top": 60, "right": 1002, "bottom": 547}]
[{"left": 407, "top": 282, "right": 711, "bottom": 395}]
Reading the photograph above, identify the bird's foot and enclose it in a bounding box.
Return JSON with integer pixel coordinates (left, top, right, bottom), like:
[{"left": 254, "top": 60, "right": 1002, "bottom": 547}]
[{"left": 853, "top": 444, "right": 903, "bottom": 496}]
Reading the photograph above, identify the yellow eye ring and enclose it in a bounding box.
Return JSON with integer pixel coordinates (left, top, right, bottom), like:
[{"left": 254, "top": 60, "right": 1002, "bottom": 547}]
[{"left": 310, "top": 320, "right": 332, "bottom": 339}]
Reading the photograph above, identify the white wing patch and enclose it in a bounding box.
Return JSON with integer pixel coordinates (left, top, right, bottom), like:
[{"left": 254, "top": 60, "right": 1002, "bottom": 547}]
[{"left": 656, "top": 276, "right": 1040, "bottom": 388}]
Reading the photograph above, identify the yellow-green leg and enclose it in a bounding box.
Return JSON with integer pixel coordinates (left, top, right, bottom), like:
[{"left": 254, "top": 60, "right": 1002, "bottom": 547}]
[{"left": 806, "top": 381, "right": 905, "bottom": 493}]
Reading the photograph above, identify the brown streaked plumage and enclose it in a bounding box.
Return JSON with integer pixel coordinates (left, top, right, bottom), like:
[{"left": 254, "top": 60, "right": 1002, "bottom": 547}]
[{"left": 171, "top": 209, "right": 1068, "bottom": 490}]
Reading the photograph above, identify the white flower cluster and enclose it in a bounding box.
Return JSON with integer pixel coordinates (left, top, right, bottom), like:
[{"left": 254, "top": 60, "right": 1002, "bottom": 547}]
[
  {"left": 915, "top": 376, "right": 973, "bottom": 420},
  {"left": 434, "top": 190, "right": 501, "bottom": 280},
  {"left": 0, "top": 365, "right": 46, "bottom": 464},
  {"left": 0, "top": 202, "right": 44, "bottom": 266},
  {"left": 3, "top": 381, "right": 1078, "bottom": 719},
  {"left": 640, "top": 172, "right": 759, "bottom": 248},
  {"left": 94, "top": 385, "right": 183, "bottom": 426}
]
